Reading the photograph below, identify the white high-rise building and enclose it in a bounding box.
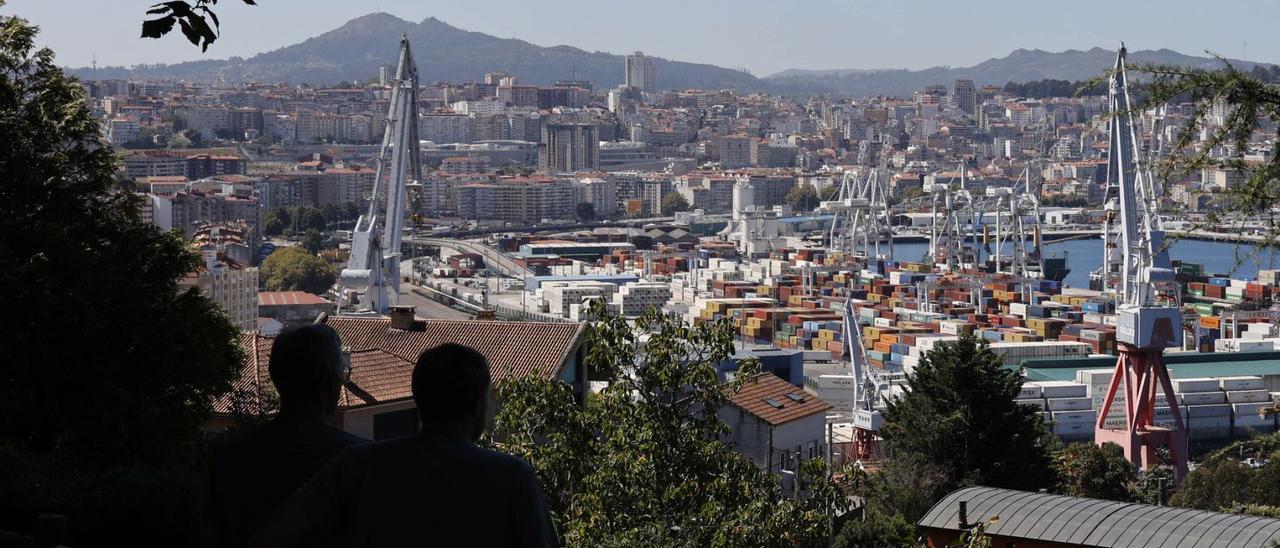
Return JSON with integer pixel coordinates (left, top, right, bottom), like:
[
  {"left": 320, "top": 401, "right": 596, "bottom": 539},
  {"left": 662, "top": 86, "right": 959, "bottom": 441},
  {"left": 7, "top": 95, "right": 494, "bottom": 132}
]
[{"left": 625, "top": 51, "right": 656, "bottom": 93}]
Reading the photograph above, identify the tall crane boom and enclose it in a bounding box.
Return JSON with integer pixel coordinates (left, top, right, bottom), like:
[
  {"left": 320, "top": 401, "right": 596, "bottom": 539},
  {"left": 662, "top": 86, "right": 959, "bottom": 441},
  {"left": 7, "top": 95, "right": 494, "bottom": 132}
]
[
  {"left": 1095, "top": 44, "right": 1188, "bottom": 483},
  {"left": 340, "top": 37, "right": 422, "bottom": 314}
]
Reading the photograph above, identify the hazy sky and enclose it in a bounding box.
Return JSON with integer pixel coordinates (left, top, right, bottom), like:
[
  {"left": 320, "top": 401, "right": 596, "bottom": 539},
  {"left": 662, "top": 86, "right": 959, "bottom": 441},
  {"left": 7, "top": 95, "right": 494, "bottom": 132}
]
[{"left": 6, "top": 0, "right": 1280, "bottom": 76}]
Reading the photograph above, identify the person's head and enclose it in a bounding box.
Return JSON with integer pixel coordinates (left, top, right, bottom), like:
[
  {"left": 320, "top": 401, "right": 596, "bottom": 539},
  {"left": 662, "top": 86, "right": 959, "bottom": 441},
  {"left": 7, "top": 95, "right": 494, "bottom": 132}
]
[
  {"left": 268, "top": 324, "right": 348, "bottom": 417},
  {"left": 412, "top": 344, "right": 492, "bottom": 441}
]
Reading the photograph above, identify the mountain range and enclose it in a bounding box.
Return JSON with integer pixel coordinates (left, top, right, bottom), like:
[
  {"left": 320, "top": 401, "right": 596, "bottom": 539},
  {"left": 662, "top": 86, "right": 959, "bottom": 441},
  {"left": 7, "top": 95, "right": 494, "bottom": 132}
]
[{"left": 69, "top": 13, "right": 1273, "bottom": 97}]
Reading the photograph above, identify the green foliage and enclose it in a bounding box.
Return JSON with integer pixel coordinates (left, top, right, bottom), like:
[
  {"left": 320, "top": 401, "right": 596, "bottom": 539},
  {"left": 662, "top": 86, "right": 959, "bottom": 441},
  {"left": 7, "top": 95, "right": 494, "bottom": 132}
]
[
  {"left": 260, "top": 246, "right": 335, "bottom": 294},
  {"left": 1123, "top": 59, "right": 1280, "bottom": 249},
  {"left": 881, "top": 334, "right": 1053, "bottom": 492},
  {"left": 1003, "top": 78, "right": 1105, "bottom": 99},
  {"left": 1171, "top": 455, "right": 1257, "bottom": 510},
  {"left": 785, "top": 183, "right": 821, "bottom": 212},
  {"left": 0, "top": 7, "right": 241, "bottom": 541},
  {"left": 1052, "top": 442, "right": 1136, "bottom": 501},
  {"left": 493, "top": 300, "right": 848, "bottom": 546},
  {"left": 1041, "top": 194, "right": 1090, "bottom": 207},
  {"left": 301, "top": 228, "right": 325, "bottom": 254},
  {"left": 575, "top": 201, "right": 596, "bottom": 222},
  {"left": 1131, "top": 465, "right": 1175, "bottom": 505},
  {"left": 140, "top": 0, "right": 258, "bottom": 53},
  {"left": 262, "top": 207, "right": 287, "bottom": 236},
  {"left": 296, "top": 206, "right": 327, "bottom": 232},
  {"left": 832, "top": 509, "right": 917, "bottom": 548},
  {"left": 661, "top": 192, "right": 690, "bottom": 216}
]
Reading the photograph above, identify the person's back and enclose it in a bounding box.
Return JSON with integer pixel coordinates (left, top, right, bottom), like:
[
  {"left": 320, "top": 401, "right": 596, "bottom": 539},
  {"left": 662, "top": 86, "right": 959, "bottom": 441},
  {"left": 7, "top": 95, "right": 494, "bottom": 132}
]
[
  {"left": 252, "top": 343, "right": 557, "bottom": 548},
  {"left": 202, "top": 324, "right": 365, "bottom": 548}
]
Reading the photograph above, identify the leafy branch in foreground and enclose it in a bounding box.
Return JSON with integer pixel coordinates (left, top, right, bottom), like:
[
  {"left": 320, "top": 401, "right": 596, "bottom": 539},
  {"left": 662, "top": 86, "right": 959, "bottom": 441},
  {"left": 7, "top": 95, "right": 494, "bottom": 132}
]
[
  {"left": 1087, "top": 55, "right": 1280, "bottom": 262},
  {"left": 140, "top": 0, "right": 258, "bottom": 52},
  {"left": 491, "top": 300, "right": 850, "bottom": 546}
]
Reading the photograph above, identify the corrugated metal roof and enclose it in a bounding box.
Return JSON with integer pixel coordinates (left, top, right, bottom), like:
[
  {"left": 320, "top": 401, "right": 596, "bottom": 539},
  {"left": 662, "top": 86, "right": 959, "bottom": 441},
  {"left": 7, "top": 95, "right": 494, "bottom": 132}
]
[{"left": 919, "top": 486, "right": 1280, "bottom": 547}]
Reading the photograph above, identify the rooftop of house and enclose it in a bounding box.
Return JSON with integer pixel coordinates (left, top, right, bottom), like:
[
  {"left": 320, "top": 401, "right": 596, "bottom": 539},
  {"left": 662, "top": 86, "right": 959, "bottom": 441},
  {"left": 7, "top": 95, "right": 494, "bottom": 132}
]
[
  {"left": 221, "top": 315, "right": 586, "bottom": 413},
  {"left": 727, "top": 372, "right": 831, "bottom": 426}
]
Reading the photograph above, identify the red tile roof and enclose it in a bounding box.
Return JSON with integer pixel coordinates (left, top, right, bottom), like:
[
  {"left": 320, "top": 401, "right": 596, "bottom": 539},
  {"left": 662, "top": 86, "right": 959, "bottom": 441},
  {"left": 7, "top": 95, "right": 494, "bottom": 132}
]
[
  {"left": 220, "top": 317, "right": 585, "bottom": 414},
  {"left": 259, "top": 291, "right": 331, "bottom": 307},
  {"left": 727, "top": 373, "right": 832, "bottom": 426},
  {"left": 321, "top": 316, "right": 585, "bottom": 384}
]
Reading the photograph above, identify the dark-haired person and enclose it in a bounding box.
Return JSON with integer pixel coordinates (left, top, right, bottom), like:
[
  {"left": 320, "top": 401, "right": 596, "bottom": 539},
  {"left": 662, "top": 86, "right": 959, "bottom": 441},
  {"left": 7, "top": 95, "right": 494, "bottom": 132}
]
[
  {"left": 250, "top": 343, "right": 558, "bottom": 547},
  {"left": 202, "top": 324, "right": 366, "bottom": 548}
]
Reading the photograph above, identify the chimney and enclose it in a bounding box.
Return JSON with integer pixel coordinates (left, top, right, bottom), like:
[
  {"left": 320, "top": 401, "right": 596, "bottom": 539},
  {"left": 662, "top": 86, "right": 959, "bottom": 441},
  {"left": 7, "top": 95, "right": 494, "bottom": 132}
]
[
  {"left": 389, "top": 305, "right": 416, "bottom": 330},
  {"left": 957, "top": 500, "right": 969, "bottom": 530}
]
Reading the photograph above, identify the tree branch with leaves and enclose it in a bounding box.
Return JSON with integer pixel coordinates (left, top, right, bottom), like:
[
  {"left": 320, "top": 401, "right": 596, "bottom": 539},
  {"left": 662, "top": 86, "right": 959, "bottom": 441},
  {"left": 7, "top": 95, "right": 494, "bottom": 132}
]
[{"left": 141, "top": 0, "right": 258, "bottom": 52}]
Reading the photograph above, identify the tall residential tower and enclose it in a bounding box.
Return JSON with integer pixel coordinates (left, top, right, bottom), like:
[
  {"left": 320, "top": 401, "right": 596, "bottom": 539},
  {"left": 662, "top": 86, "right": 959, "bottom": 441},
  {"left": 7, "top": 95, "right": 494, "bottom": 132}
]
[{"left": 625, "top": 51, "right": 656, "bottom": 93}]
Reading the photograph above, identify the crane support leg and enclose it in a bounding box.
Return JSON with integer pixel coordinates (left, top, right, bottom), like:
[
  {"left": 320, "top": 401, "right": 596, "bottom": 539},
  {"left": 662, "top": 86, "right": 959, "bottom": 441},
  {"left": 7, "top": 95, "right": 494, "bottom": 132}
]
[{"left": 1095, "top": 344, "right": 1189, "bottom": 483}]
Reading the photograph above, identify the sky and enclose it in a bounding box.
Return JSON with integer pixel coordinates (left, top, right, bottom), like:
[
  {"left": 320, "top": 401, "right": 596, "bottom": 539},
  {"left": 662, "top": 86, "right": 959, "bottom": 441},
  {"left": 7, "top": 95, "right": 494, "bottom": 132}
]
[{"left": 6, "top": 0, "right": 1280, "bottom": 76}]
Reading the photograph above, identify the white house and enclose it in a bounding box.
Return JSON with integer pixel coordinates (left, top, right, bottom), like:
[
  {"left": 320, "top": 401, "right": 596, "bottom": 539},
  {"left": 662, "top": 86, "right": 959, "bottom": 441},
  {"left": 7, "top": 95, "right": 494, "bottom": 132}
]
[{"left": 719, "top": 373, "right": 833, "bottom": 475}]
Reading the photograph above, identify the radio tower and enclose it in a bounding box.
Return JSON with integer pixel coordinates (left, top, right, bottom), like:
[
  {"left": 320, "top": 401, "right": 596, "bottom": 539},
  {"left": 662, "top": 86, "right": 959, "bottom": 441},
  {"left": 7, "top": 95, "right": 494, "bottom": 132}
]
[
  {"left": 1093, "top": 45, "right": 1188, "bottom": 482},
  {"left": 339, "top": 37, "right": 422, "bottom": 314}
]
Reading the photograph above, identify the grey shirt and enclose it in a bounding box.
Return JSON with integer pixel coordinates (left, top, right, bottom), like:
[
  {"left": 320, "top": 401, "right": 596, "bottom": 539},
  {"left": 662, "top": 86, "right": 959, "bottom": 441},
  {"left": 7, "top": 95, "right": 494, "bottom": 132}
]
[{"left": 277, "top": 433, "right": 558, "bottom": 547}]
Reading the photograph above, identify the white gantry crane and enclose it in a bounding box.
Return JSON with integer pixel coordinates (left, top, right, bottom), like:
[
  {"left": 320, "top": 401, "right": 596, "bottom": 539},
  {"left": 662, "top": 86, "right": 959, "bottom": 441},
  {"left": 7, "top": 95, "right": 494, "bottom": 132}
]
[
  {"left": 987, "top": 162, "right": 1047, "bottom": 280},
  {"left": 929, "top": 164, "right": 979, "bottom": 271},
  {"left": 1092, "top": 45, "right": 1188, "bottom": 482},
  {"left": 339, "top": 37, "right": 422, "bottom": 314},
  {"left": 823, "top": 160, "right": 895, "bottom": 260},
  {"left": 843, "top": 293, "right": 886, "bottom": 462}
]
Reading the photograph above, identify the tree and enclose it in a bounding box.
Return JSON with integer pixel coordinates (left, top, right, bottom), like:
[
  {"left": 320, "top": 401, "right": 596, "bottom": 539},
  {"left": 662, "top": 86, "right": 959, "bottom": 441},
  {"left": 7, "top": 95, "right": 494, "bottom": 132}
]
[
  {"left": 261, "top": 207, "right": 288, "bottom": 236},
  {"left": 661, "top": 192, "right": 690, "bottom": 216},
  {"left": 140, "top": 0, "right": 257, "bottom": 52},
  {"left": 492, "top": 301, "right": 847, "bottom": 546},
  {"left": 167, "top": 131, "right": 192, "bottom": 149},
  {"left": 0, "top": 6, "right": 242, "bottom": 540},
  {"left": 295, "top": 206, "right": 327, "bottom": 232},
  {"left": 880, "top": 334, "right": 1053, "bottom": 492},
  {"left": 301, "top": 228, "right": 325, "bottom": 254},
  {"left": 575, "top": 201, "right": 596, "bottom": 222},
  {"left": 1052, "top": 442, "right": 1136, "bottom": 501},
  {"left": 785, "top": 183, "right": 820, "bottom": 212},
  {"left": 1168, "top": 432, "right": 1280, "bottom": 511},
  {"left": 1118, "top": 59, "right": 1280, "bottom": 249},
  {"left": 832, "top": 509, "right": 916, "bottom": 548},
  {"left": 260, "top": 246, "right": 336, "bottom": 295}
]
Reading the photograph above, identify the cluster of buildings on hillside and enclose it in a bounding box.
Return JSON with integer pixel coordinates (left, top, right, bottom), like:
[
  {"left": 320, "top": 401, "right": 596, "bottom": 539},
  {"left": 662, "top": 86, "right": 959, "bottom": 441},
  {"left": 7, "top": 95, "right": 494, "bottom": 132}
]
[{"left": 90, "top": 48, "right": 1277, "bottom": 248}]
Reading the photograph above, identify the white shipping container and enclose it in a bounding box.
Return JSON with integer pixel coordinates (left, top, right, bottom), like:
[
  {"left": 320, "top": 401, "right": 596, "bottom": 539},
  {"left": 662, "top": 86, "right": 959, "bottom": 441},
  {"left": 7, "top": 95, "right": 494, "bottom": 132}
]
[
  {"left": 1186, "top": 404, "right": 1232, "bottom": 418},
  {"left": 1047, "top": 397, "right": 1092, "bottom": 411},
  {"left": 1032, "top": 381, "right": 1088, "bottom": 399},
  {"left": 1018, "top": 399, "right": 1046, "bottom": 410},
  {"left": 1009, "top": 303, "right": 1028, "bottom": 317},
  {"left": 1234, "top": 414, "right": 1273, "bottom": 427},
  {"left": 1076, "top": 368, "right": 1115, "bottom": 387},
  {"left": 1172, "top": 378, "right": 1221, "bottom": 393},
  {"left": 1187, "top": 415, "right": 1233, "bottom": 427},
  {"left": 1227, "top": 390, "right": 1271, "bottom": 403},
  {"left": 873, "top": 317, "right": 893, "bottom": 328},
  {"left": 1052, "top": 410, "right": 1097, "bottom": 424},
  {"left": 1220, "top": 376, "right": 1266, "bottom": 391},
  {"left": 1215, "top": 339, "right": 1273, "bottom": 353},
  {"left": 1179, "top": 391, "right": 1227, "bottom": 405},
  {"left": 1052, "top": 422, "right": 1095, "bottom": 436},
  {"left": 1233, "top": 402, "right": 1273, "bottom": 417},
  {"left": 1016, "top": 384, "right": 1043, "bottom": 399}
]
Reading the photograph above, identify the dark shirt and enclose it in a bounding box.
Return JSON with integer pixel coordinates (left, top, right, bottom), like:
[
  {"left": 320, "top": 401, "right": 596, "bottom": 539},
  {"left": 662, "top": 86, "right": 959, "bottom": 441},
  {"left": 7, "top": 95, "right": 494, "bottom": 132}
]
[
  {"left": 276, "top": 433, "right": 558, "bottom": 547},
  {"left": 203, "top": 417, "right": 366, "bottom": 548}
]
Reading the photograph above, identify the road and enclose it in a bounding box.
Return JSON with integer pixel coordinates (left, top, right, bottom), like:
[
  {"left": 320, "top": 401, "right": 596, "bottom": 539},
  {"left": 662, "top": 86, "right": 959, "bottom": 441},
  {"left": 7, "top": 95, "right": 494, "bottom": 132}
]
[{"left": 396, "top": 285, "right": 473, "bottom": 320}]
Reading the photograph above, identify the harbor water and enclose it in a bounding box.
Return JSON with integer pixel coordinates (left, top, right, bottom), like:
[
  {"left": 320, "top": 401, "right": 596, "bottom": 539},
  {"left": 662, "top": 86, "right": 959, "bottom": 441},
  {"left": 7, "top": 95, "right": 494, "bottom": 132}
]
[{"left": 888, "top": 238, "right": 1280, "bottom": 289}]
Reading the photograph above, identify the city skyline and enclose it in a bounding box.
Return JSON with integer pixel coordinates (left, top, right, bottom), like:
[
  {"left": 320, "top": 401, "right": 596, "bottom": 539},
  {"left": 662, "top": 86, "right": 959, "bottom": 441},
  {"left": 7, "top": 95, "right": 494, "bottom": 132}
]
[{"left": 6, "top": 0, "right": 1280, "bottom": 76}]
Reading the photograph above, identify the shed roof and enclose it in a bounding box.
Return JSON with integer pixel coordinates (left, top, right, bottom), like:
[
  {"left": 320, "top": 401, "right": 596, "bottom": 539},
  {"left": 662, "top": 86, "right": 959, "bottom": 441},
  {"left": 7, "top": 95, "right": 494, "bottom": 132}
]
[{"left": 919, "top": 486, "right": 1280, "bottom": 548}]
